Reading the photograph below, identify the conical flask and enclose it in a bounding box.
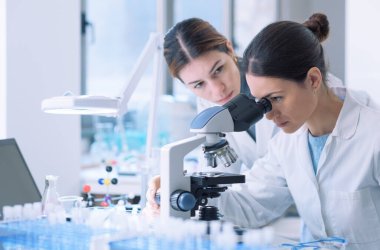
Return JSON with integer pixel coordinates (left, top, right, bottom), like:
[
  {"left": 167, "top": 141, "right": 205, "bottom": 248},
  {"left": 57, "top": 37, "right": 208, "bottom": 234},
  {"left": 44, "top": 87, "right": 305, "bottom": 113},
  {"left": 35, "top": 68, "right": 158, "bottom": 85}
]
[{"left": 41, "top": 175, "right": 60, "bottom": 217}]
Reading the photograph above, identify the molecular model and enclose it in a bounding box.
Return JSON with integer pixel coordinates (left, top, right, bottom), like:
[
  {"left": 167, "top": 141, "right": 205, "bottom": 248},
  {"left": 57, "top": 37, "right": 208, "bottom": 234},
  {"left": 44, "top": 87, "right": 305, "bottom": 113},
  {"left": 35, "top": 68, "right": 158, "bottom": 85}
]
[{"left": 82, "top": 160, "right": 118, "bottom": 207}]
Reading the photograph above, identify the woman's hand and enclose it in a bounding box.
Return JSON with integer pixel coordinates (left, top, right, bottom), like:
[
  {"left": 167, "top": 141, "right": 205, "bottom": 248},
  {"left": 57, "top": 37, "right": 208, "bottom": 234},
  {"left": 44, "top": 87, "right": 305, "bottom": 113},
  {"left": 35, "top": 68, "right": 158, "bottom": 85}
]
[{"left": 141, "top": 175, "right": 161, "bottom": 217}]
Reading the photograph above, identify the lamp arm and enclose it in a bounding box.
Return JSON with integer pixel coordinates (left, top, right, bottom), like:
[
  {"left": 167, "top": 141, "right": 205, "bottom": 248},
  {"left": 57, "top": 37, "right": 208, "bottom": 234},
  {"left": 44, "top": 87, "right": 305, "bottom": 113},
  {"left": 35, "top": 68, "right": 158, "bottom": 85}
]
[
  {"left": 117, "top": 32, "right": 163, "bottom": 207},
  {"left": 145, "top": 37, "right": 163, "bottom": 161},
  {"left": 117, "top": 33, "right": 163, "bottom": 117}
]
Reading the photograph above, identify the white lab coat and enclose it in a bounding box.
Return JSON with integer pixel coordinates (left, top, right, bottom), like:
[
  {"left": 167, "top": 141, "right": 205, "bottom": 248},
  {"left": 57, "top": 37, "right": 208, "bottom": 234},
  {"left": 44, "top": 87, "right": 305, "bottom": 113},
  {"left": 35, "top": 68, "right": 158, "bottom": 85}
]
[{"left": 218, "top": 87, "right": 380, "bottom": 250}]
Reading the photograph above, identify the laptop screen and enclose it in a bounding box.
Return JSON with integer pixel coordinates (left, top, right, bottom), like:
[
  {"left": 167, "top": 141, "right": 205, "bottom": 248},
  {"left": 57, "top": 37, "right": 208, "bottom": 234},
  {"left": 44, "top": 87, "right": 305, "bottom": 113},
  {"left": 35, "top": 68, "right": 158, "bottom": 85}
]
[{"left": 0, "top": 138, "right": 41, "bottom": 219}]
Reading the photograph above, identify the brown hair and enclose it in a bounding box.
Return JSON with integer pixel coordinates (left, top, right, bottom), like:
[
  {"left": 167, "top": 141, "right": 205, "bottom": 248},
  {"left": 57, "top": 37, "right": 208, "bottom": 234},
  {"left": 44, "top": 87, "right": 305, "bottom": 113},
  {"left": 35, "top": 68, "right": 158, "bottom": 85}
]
[
  {"left": 164, "top": 18, "right": 230, "bottom": 80},
  {"left": 243, "top": 13, "right": 330, "bottom": 83},
  {"left": 303, "top": 13, "right": 329, "bottom": 42}
]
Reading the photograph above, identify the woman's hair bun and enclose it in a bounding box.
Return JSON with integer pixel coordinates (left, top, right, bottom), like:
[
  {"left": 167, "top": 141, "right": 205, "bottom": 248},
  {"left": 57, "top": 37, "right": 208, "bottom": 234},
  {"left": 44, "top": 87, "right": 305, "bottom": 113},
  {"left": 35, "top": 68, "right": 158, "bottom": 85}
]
[{"left": 303, "top": 13, "right": 329, "bottom": 42}]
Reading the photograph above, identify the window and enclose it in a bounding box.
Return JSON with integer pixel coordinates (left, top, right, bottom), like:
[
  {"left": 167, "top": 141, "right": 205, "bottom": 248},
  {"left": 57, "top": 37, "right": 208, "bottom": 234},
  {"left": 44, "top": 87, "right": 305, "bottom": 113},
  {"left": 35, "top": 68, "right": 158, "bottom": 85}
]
[
  {"left": 85, "top": 0, "right": 156, "bottom": 98},
  {"left": 82, "top": 0, "right": 159, "bottom": 157},
  {"left": 234, "top": 0, "right": 277, "bottom": 56},
  {"left": 81, "top": 0, "right": 277, "bottom": 160}
]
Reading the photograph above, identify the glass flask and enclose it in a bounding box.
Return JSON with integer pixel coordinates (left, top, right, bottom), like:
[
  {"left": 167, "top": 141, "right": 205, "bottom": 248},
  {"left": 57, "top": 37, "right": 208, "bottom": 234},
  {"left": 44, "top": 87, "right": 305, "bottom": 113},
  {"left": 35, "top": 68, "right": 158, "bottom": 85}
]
[{"left": 41, "top": 175, "right": 60, "bottom": 217}]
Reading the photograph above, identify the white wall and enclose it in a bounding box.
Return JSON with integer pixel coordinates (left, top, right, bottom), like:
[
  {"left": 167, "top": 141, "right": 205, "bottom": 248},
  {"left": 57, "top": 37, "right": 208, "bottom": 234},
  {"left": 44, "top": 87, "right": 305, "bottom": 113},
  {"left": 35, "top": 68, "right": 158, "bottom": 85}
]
[
  {"left": 0, "top": 0, "right": 6, "bottom": 136},
  {"left": 346, "top": 0, "right": 380, "bottom": 100},
  {"left": 0, "top": 0, "right": 81, "bottom": 195}
]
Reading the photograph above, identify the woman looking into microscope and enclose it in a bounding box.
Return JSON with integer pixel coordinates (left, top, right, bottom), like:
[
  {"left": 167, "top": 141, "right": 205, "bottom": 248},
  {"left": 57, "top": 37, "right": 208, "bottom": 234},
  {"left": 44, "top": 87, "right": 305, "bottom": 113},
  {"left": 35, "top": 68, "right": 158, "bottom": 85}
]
[
  {"left": 216, "top": 13, "right": 380, "bottom": 249},
  {"left": 145, "top": 17, "right": 341, "bottom": 215}
]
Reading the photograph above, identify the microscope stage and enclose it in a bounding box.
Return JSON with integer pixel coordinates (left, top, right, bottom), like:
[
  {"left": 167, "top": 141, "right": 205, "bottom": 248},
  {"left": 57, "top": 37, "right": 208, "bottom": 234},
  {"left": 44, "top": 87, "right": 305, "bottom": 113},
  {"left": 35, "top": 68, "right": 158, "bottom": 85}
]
[{"left": 190, "top": 172, "right": 245, "bottom": 186}]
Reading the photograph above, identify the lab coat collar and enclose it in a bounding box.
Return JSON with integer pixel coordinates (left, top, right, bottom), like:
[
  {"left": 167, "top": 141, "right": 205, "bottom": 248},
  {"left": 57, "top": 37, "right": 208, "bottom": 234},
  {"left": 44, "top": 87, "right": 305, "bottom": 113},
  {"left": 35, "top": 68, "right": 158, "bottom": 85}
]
[
  {"left": 293, "top": 87, "right": 360, "bottom": 140},
  {"left": 330, "top": 88, "right": 360, "bottom": 139}
]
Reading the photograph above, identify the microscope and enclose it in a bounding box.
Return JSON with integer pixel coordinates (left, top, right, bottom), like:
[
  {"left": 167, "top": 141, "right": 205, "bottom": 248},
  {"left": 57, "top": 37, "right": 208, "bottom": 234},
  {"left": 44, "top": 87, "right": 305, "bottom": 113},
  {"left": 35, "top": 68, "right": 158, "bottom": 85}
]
[{"left": 160, "top": 93, "right": 272, "bottom": 220}]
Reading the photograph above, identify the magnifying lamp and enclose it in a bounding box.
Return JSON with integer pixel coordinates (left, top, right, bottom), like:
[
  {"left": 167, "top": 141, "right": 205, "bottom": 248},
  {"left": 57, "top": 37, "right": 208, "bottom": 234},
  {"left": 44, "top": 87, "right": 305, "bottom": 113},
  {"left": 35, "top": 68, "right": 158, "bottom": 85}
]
[
  {"left": 41, "top": 32, "right": 163, "bottom": 159},
  {"left": 42, "top": 33, "right": 162, "bottom": 117},
  {"left": 41, "top": 93, "right": 120, "bottom": 115},
  {"left": 41, "top": 33, "right": 163, "bottom": 207}
]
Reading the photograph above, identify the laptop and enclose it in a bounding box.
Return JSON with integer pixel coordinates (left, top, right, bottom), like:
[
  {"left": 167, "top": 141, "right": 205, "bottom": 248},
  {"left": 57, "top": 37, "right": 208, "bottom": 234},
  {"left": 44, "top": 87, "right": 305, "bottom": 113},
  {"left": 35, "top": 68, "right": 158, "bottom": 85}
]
[{"left": 0, "top": 138, "right": 41, "bottom": 220}]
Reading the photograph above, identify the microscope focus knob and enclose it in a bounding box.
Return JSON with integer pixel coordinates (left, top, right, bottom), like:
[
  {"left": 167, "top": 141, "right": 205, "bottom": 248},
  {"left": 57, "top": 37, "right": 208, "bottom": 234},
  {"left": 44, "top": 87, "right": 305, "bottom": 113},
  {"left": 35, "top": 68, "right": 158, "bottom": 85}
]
[{"left": 170, "top": 190, "right": 196, "bottom": 212}]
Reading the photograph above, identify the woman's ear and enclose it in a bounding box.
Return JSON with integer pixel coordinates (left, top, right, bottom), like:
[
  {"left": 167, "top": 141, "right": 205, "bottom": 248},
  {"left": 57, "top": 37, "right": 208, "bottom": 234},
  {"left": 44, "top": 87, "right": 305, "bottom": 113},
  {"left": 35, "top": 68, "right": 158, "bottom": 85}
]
[
  {"left": 307, "top": 67, "right": 323, "bottom": 92},
  {"left": 226, "top": 40, "right": 235, "bottom": 55},
  {"left": 226, "top": 40, "right": 238, "bottom": 63}
]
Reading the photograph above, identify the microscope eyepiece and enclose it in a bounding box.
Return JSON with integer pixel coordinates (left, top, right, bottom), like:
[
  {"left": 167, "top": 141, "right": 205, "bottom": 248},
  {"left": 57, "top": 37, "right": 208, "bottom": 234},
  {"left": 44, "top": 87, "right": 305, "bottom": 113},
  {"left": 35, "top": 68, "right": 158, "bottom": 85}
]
[
  {"left": 223, "top": 93, "right": 272, "bottom": 132},
  {"left": 258, "top": 97, "right": 272, "bottom": 114}
]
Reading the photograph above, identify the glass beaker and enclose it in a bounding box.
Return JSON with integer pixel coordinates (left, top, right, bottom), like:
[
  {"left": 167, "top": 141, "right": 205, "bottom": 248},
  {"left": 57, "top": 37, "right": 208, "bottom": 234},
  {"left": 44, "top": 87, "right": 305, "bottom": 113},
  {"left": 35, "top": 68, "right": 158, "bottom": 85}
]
[
  {"left": 41, "top": 175, "right": 60, "bottom": 217},
  {"left": 58, "top": 195, "right": 83, "bottom": 219}
]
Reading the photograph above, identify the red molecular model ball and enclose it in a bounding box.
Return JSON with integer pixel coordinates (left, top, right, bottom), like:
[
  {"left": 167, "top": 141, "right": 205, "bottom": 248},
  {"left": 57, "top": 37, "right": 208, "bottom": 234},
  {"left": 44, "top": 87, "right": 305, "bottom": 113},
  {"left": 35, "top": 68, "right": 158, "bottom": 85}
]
[
  {"left": 100, "top": 201, "right": 109, "bottom": 207},
  {"left": 83, "top": 184, "right": 91, "bottom": 193}
]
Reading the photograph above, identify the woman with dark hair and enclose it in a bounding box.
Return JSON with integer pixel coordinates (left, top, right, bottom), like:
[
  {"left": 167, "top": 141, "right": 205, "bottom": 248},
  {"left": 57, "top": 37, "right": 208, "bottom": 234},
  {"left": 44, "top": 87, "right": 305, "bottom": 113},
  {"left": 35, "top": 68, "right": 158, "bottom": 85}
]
[
  {"left": 145, "top": 17, "right": 342, "bottom": 216},
  {"left": 216, "top": 13, "right": 380, "bottom": 249},
  {"left": 162, "top": 17, "right": 339, "bottom": 168}
]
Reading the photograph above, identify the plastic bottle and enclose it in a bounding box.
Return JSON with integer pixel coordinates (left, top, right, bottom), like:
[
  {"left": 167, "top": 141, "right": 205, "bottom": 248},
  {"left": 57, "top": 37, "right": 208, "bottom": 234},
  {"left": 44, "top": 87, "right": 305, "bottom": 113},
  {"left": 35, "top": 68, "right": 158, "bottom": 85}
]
[{"left": 41, "top": 175, "right": 60, "bottom": 217}]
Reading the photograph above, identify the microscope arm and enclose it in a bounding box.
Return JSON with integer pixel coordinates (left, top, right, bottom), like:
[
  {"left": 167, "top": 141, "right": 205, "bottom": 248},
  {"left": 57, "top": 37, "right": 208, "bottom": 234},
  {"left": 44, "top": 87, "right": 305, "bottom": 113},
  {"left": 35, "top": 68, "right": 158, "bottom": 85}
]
[{"left": 160, "top": 134, "right": 206, "bottom": 219}]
